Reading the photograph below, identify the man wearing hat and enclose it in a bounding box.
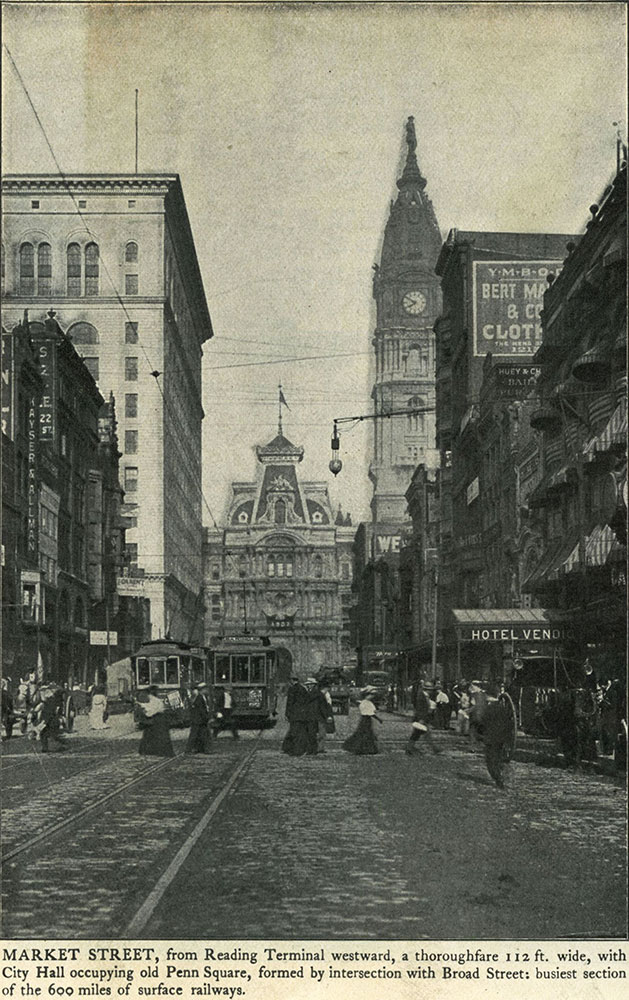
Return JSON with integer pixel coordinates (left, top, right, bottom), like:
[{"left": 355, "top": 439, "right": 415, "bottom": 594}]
[
  {"left": 481, "top": 682, "right": 513, "bottom": 788},
  {"left": 406, "top": 678, "right": 441, "bottom": 756},
  {"left": 186, "top": 682, "right": 212, "bottom": 753}
]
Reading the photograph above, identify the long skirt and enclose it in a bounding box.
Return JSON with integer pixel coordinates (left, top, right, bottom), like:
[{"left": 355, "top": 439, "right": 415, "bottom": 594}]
[
  {"left": 139, "top": 713, "right": 175, "bottom": 757},
  {"left": 343, "top": 715, "right": 379, "bottom": 755},
  {"left": 186, "top": 722, "right": 211, "bottom": 753},
  {"left": 282, "top": 720, "right": 316, "bottom": 756}
]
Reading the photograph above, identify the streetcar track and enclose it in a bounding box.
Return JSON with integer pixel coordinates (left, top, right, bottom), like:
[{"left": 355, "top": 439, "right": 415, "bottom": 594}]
[
  {"left": 2, "top": 752, "right": 183, "bottom": 862},
  {"left": 126, "top": 735, "right": 262, "bottom": 935}
]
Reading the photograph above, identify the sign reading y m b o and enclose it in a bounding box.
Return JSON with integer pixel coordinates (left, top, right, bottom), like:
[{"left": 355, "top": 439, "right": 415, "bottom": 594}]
[{"left": 473, "top": 260, "right": 563, "bottom": 357}]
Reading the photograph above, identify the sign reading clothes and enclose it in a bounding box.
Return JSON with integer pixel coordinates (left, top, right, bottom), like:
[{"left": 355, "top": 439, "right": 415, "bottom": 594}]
[{"left": 473, "top": 260, "right": 563, "bottom": 357}]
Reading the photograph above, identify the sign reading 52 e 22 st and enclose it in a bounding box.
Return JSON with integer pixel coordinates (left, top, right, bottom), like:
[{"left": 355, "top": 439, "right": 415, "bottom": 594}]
[{"left": 473, "top": 260, "right": 563, "bottom": 357}]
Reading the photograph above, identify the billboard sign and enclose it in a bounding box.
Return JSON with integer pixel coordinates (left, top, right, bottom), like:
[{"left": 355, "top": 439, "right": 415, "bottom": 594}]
[{"left": 473, "top": 260, "right": 563, "bottom": 357}]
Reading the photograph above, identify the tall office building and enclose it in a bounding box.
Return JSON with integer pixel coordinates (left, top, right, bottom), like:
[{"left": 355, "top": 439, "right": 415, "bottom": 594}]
[{"left": 1, "top": 174, "right": 213, "bottom": 642}]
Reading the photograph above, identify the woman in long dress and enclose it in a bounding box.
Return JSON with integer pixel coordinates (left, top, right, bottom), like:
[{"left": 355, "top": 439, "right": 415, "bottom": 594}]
[
  {"left": 138, "top": 685, "right": 174, "bottom": 757},
  {"left": 88, "top": 687, "right": 110, "bottom": 730},
  {"left": 343, "top": 686, "right": 382, "bottom": 755}
]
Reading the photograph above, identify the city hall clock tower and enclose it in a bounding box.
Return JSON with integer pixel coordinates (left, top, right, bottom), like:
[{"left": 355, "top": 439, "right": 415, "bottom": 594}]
[{"left": 370, "top": 117, "right": 442, "bottom": 523}]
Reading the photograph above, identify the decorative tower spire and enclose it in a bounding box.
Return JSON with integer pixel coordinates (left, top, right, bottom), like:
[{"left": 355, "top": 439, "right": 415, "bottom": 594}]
[{"left": 398, "top": 115, "right": 426, "bottom": 191}]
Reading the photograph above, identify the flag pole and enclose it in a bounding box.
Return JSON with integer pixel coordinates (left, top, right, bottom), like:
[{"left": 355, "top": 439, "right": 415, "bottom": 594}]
[
  {"left": 278, "top": 383, "right": 283, "bottom": 435},
  {"left": 135, "top": 89, "right": 139, "bottom": 174}
]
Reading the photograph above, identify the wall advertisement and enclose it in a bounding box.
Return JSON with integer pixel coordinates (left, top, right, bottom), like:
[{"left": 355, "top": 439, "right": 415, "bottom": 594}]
[{"left": 472, "top": 260, "right": 563, "bottom": 357}]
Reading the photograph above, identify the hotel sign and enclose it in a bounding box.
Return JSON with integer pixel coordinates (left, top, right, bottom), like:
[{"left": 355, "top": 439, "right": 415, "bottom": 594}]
[
  {"left": 473, "top": 261, "right": 563, "bottom": 357},
  {"left": 459, "top": 625, "right": 569, "bottom": 642}
]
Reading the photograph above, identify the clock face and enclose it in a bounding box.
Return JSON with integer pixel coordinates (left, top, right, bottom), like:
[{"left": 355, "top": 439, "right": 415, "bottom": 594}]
[{"left": 402, "top": 290, "right": 427, "bottom": 315}]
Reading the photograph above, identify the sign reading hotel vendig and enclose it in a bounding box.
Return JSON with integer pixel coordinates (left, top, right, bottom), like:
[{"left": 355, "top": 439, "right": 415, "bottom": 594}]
[
  {"left": 458, "top": 624, "right": 570, "bottom": 642},
  {"left": 473, "top": 260, "right": 563, "bottom": 357}
]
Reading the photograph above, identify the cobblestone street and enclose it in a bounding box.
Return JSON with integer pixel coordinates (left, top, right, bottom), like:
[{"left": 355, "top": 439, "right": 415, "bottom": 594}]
[{"left": 1, "top": 706, "right": 625, "bottom": 940}]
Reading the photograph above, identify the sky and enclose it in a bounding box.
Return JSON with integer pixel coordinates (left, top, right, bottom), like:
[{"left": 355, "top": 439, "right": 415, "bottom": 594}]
[{"left": 3, "top": 1, "right": 626, "bottom": 525}]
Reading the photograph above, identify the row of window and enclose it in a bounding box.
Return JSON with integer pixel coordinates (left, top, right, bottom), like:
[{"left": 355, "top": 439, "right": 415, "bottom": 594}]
[
  {"left": 81, "top": 356, "right": 138, "bottom": 383},
  {"left": 15, "top": 241, "right": 139, "bottom": 297},
  {"left": 70, "top": 321, "right": 138, "bottom": 344},
  {"left": 208, "top": 557, "right": 351, "bottom": 580}
]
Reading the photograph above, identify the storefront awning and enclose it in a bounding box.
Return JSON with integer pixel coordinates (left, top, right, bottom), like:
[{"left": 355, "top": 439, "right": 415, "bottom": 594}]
[
  {"left": 584, "top": 399, "right": 628, "bottom": 460},
  {"left": 584, "top": 523, "right": 626, "bottom": 566},
  {"left": 451, "top": 608, "right": 568, "bottom": 642}
]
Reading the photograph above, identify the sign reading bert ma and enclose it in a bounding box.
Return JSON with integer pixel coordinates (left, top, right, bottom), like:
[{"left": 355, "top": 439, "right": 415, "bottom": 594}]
[{"left": 473, "top": 260, "right": 563, "bottom": 357}]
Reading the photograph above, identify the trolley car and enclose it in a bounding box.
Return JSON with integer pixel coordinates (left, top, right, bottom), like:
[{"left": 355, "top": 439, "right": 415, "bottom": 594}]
[
  {"left": 131, "top": 638, "right": 209, "bottom": 727},
  {"left": 210, "top": 635, "right": 278, "bottom": 728}
]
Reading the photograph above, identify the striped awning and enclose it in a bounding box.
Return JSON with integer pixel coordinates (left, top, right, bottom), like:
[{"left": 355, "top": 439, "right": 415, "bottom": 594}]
[
  {"left": 584, "top": 399, "right": 628, "bottom": 458},
  {"left": 584, "top": 523, "right": 626, "bottom": 567}
]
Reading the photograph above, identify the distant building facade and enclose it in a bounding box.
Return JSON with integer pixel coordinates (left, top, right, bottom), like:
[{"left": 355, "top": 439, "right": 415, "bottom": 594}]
[
  {"left": 1, "top": 174, "right": 213, "bottom": 644},
  {"left": 434, "top": 229, "right": 578, "bottom": 677},
  {"left": 354, "top": 117, "right": 441, "bottom": 677},
  {"left": 203, "top": 425, "right": 354, "bottom": 679},
  {"left": 525, "top": 165, "right": 626, "bottom": 676},
  {"left": 1, "top": 311, "right": 148, "bottom": 684}
]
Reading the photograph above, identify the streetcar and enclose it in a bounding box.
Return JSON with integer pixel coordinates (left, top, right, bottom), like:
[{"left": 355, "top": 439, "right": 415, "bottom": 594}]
[
  {"left": 131, "top": 638, "right": 209, "bottom": 727},
  {"left": 209, "top": 635, "right": 278, "bottom": 728}
]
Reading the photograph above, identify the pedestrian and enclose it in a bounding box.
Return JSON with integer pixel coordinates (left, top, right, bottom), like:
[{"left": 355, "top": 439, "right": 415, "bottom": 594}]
[
  {"left": 89, "top": 686, "right": 110, "bottom": 730},
  {"left": 38, "top": 685, "right": 66, "bottom": 753},
  {"left": 186, "top": 682, "right": 212, "bottom": 753},
  {"left": 482, "top": 684, "right": 513, "bottom": 789},
  {"left": 138, "top": 685, "right": 174, "bottom": 757},
  {"left": 1, "top": 677, "right": 15, "bottom": 740},
  {"left": 214, "top": 683, "right": 239, "bottom": 739},
  {"left": 61, "top": 682, "right": 76, "bottom": 733},
  {"left": 303, "top": 677, "right": 323, "bottom": 755},
  {"left": 343, "top": 686, "right": 382, "bottom": 755},
  {"left": 456, "top": 680, "right": 471, "bottom": 735},
  {"left": 434, "top": 681, "right": 451, "bottom": 730},
  {"left": 468, "top": 680, "right": 488, "bottom": 751},
  {"left": 405, "top": 678, "right": 441, "bottom": 755},
  {"left": 282, "top": 676, "right": 311, "bottom": 756},
  {"left": 316, "top": 680, "right": 335, "bottom": 754}
]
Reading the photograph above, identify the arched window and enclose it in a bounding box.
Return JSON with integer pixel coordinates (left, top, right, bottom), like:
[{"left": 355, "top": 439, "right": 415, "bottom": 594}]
[
  {"left": 68, "top": 322, "right": 99, "bottom": 344},
  {"left": 20, "top": 243, "right": 35, "bottom": 296},
  {"left": 275, "top": 499, "right": 286, "bottom": 524},
  {"left": 407, "top": 396, "right": 424, "bottom": 433},
  {"left": 67, "top": 243, "right": 81, "bottom": 295},
  {"left": 85, "top": 243, "right": 99, "bottom": 295},
  {"left": 37, "top": 243, "right": 52, "bottom": 296},
  {"left": 266, "top": 556, "right": 275, "bottom": 577},
  {"left": 125, "top": 241, "right": 138, "bottom": 295}
]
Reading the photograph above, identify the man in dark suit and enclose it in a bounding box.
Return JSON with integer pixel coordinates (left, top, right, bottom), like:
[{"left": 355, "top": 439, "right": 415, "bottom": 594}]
[
  {"left": 186, "top": 683, "right": 212, "bottom": 753},
  {"left": 482, "top": 684, "right": 513, "bottom": 788},
  {"left": 282, "top": 676, "right": 312, "bottom": 756},
  {"left": 406, "top": 679, "right": 441, "bottom": 755}
]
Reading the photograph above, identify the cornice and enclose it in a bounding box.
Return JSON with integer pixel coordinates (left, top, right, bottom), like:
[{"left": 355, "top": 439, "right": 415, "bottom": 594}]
[{"left": 2, "top": 174, "right": 177, "bottom": 194}]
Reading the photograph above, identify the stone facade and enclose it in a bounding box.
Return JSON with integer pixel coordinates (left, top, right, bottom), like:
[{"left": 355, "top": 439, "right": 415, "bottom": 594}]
[
  {"left": 1, "top": 174, "right": 212, "bottom": 644},
  {"left": 203, "top": 426, "right": 354, "bottom": 680}
]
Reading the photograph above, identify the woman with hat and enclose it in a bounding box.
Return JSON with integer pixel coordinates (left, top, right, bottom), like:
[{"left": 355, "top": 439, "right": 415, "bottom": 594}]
[
  {"left": 138, "top": 685, "right": 175, "bottom": 757},
  {"left": 343, "top": 686, "right": 382, "bottom": 755}
]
